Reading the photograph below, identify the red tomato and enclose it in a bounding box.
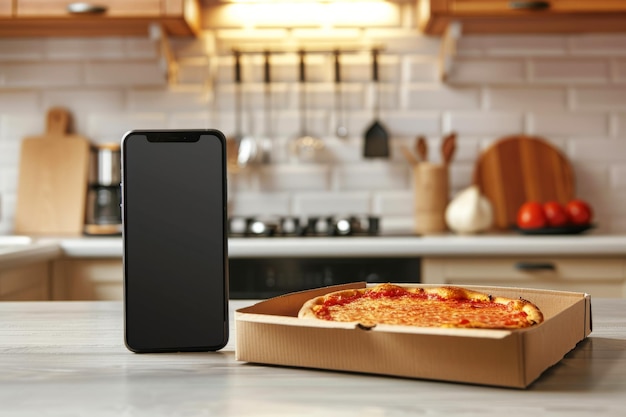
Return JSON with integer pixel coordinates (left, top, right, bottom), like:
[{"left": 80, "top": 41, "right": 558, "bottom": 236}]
[
  {"left": 517, "top": 202, "right": 547, "bottom": 229},
  {"left": 566, "top": 199, "right": 593, "bottom": 225},
  {"left": 543, "top": 201, "right": 570, "bottom": 228}
]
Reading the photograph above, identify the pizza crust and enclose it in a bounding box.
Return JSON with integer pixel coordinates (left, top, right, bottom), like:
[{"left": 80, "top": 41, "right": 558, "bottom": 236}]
[{"left": 298, "top": 283, "right": 544, "bottom": 329}]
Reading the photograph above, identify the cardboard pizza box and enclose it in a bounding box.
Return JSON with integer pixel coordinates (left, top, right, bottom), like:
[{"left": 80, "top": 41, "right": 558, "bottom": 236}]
[{"left": 235, "top": 283, "right": 592, "bottom": 388}]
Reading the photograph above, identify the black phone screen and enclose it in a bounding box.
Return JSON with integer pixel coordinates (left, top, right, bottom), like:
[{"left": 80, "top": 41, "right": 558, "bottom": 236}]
[{"left": 122, "top": 130, "right": 228, "bottom": 352}]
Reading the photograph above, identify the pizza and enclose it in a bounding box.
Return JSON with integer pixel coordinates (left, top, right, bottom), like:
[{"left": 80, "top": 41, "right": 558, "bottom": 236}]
[{"left": 298, "top": 283, "right": 544, "bottom": 329}]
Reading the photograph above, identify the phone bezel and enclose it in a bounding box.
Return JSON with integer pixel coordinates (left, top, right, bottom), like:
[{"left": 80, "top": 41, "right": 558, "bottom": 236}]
[{"left": 121, "top": 129, "right": 229, "bottom": 353}]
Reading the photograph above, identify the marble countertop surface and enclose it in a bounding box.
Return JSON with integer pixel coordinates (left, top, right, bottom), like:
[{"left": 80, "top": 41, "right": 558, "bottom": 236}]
[
  {"left": 30, "top": 233, "right": 626, "bottom": 258},
  {"left": 0, "top": 299, "right": 625, "bottom": 416}
]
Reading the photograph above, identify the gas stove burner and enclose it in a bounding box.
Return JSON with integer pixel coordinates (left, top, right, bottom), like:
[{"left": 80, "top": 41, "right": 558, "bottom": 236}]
[{"left": 228, "top": 215, "right": 380, "bottom": 237}]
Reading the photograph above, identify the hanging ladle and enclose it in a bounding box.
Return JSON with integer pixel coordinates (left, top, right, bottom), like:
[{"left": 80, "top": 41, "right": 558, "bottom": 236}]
[
  {"left": 334, "top": 49, "right": 348, "bottom": 139},
  {"left": 291, "top": 50, "right": 324, "bottom": 163},
  {"left": 234, "top": 51, "right": 257, "bottom": 168}
]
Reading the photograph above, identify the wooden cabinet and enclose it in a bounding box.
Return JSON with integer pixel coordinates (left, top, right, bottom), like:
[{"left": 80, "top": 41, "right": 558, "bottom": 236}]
[
  {"left": 0, "top": 0, "right": 200, "bottom": 37},
  {"left": 52, "top": 258, "right": 123, "bottom": 301},
  {"left": 0, "top": 0, "right": 11, "bottom": 17},
  {"left": 422, "top": 257, "right": 626, "bottom": 297},
  {"left": 0, "top": 262, "right": 50, "bottom": 301},
  {"left": 420, "top": 0, "right": 626, "bottom": 34}
]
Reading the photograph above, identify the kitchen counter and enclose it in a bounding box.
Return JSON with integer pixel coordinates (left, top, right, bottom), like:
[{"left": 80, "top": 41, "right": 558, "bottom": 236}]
[
  {"left": 0, "top": 299, "right": 624, "bottom": 416},
  {"left": 31, "top": 233, "right": 626, "bottom": 258}
]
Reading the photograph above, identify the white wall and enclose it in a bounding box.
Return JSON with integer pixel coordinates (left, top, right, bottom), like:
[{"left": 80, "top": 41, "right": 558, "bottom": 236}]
[{"left": 1, "top": 2, "right": 625, "bottom": 234}]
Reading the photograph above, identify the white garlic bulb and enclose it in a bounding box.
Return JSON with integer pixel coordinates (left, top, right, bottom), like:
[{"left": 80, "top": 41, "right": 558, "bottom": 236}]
[{"left": 445, "top": 185, "right": 494, "bottom": 234}]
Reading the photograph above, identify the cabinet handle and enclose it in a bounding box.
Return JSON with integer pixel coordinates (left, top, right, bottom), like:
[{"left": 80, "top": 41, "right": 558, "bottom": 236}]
[
  {"left": 67, "top": 3, "right": 108, "bottom": 15},
  {"left": 509, "top": 1, "right": 551, "bottom": 10},
  {"left": 515, "top": 261, "right": 556, "bottom": 271}
]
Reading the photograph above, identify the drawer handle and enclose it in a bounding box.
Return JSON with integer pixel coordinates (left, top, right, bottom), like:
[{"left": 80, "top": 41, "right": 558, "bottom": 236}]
[
  {"left": 509, "top": 1, "right": 551, "bottom": 10},
  {"left": 515, "top": 261, "right": 556, "bottom": 271},
  {"left": 67, "top": 3, "right": 108, "bottom": 15}
]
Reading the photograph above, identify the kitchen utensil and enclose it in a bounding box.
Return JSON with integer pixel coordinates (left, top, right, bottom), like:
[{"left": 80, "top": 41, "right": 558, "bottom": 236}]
[
  {"left": 416, "top": 136, "right": 427, "bottom": 162},
  {"left": 15, "top": 107, "right": 90, "bottom": 235},
  {"left": 233, "top": 50, "right": 257, "bottom": 168},
  {"left": 400, "top": 145, "right": 418, "bottom": 165},
  {"left": 259, "top": 50, "right": 273, "bottom": 164},
  {"left": 84, "top": 142, "right": 122, "bottom": 236},
  {"left": 363, "top": 49, "right": 390, "bottom": 158},
  {"left": 226, "top": 51, "right": 242, "bottom": 173},
  {"left": 291, "top": 50, "right": 324, "bottom": 162},
  {"left": 334, "top": 50, "right": 348, "bottom": 139},
  {"left": 441, "top": 132, "right": 457, "bottom": 165},
  {"left": 473, "top": 135, "right": 575, "bottom": 230}
]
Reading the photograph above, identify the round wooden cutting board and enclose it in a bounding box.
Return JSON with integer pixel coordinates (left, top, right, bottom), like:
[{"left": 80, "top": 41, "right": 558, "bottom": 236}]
[{"left": 473, "top": 135, "right": 575, "bottom": 230}]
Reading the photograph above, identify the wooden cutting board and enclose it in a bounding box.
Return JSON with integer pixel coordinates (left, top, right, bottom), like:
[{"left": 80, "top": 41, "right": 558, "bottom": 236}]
[
  {"left": 14, "top": 108, "right": 90, "bottom": 235},
  {"left": 473, "top": 135, "right": 575, "bottom": 230}
]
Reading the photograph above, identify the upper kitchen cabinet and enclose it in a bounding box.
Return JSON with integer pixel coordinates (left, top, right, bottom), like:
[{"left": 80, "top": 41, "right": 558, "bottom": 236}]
[
  {"left": 420, "top": 0, "right": 626, "bottom": 35},
  {"left": 0, "top": 0, "right": 11, "bottom": 17},
  {"left": 0, "top": 0, "right": 201, "bottom": 37}
]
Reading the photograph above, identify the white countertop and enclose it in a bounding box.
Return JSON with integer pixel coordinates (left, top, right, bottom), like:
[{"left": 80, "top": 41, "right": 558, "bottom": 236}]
[
  {"left": 1, "top": 234, "right": 626, "bottom": 266},
  {"left": 0, "top": 299, "right": 625, "bottom": 416},
  {"left": 44, "top": 233, "right": 626, "bottom": 258}
]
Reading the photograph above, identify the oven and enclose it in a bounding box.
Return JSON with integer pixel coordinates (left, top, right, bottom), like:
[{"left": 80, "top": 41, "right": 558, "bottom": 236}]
[
  {"left": 227, "top": 214, "right": 420, "bottom": 299},
  {"left": 229, "top": 256, "right": 421, "bottom": 299}
]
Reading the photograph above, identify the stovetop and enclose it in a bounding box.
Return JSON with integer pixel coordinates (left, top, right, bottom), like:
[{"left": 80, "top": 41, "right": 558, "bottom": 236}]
[{"left": 228, "top": 215, "right": 381, "bottom": 238}]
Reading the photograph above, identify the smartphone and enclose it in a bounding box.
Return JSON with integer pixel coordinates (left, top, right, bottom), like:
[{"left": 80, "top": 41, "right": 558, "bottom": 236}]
[{"left": 121, "top": 130, "right": 229, "bottom": 352}]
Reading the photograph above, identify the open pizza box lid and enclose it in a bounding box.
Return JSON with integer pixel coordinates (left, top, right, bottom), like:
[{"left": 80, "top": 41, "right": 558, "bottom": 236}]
[{"left": 235, "top": 282, "right": 592, "bottom": 388}]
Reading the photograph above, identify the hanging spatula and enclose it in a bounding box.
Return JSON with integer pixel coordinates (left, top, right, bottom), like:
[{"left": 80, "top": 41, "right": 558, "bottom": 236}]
[{"left": 363, "top": 49, "right": 390, "bottom": 158}]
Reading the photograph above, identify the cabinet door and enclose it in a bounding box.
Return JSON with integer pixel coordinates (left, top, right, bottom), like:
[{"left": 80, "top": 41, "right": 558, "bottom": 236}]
[
  {"left": 450, "top": 0, "right": 626, "bottom": 14},
  {"left": 0, "top": 0, "right": 12, "bottom": 16},
  {"left": 422, "top": 257, "right": 626, "bottom": 297},
  {"left": 17, "top": 0, "right": 161, "bottom": 17}
]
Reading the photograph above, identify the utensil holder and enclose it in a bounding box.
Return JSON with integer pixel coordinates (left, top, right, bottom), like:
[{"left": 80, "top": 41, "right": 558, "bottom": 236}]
[{"left": 413, "top": 163, "right": 449, "bottom": 235}]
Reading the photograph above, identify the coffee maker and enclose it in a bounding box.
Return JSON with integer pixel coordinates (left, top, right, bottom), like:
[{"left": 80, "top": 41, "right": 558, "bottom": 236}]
[{"left": 84, "top": 143, "right": 122, "bottom": 236}]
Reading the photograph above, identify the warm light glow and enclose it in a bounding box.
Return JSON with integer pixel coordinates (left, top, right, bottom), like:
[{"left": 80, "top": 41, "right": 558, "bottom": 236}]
[{"left": 221, "top": 2, "right": 397, "bottom": 28}]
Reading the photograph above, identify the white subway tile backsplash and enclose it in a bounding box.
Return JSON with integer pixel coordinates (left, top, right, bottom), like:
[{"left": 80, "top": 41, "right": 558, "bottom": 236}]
[
  {"left": 85, "top": 61, "right": 165, "bottom": 86},
  {"left": 259, "top": 164, "right": 331, "bottom": 192},
  {"left": 486, "top": 87, "right": 567, "bottom": 111},
  {"left": 381, "top": 111, "right": 441, "bottom": 137},
  {"left": 366, "top": 30, "right": 440, "bottom": 55},
  {"left": 531, "top": 59, "right": 609, "bottom": 83},
  {"left": 448, "top": 163, "right": 475, "bottom": 194},
  {"left": 616, "top": 113, "right": 626, "bottom": 138},
  {"left": 530, "top": 113, "right": 608, "bottom": 137},
  {"left": 459, "top": 35, "right": 568, "bottom": 56},
  {"left": 1, "top": 28, "right": 626, "bottom": 233},
  {"left": 372, "top": 191, "right": 413, "bottom": 216},
  {"left": 229, "top": 192, "right": 291, "bottom": 217},
  {"left": 447, "top": 58, "right": 526, "bottom": 84},
  {"left": 407, "top": 56, "right": 439, "bottom": 83},
  {"left": 292, "top": 191, "right": 371, "bottom": 216},
  {"left": 45, "top": 38, "right": 126, "bottom": 60},
  {"left": 0, "top": 39, "right": 45, "bottom": 61},
  {"left": 0, "top": 91, "right": 39, "bottom": 113},
  {"left": 334, "top": 161, "right": 410, "bottom": 191},
  {"left": 447, "top": 111, "right": 524, "bottom": 136},
  {"left": 610, "top": 165, "right": 626, "bottom": 188},
  {"left": 573, "top": 87, "right": 626, "bottom": 111},
  {"left": 574, "top": 163, "right": 609, "bottom": 196},
  {"left": 0, "top": 114, "right": 45, "bottom": 140},
  {"left": 568, "top": 35, "right": 626, "bottom": 56},
  {"left": 86, "top": 113, "right": 168, "bottom": 142},
  {"left": 570, "top": 139, "right": 626, "bottom": 162},
  {"left": 407, "top": 85, "right": 481, "bottom": 110},
  {"left": 614, "top": 59, "right": 626, "bottom": 82},
  {"left": 128, "top": 89, "right": 208, "bottom": 112},
  {"left": 0, "top": 62, "right": 83, "bottom": 87},
  {"left": 125, "top": 38, "right": 159, "bottom": 59},
  {"left": 42, "top": 89, "right": 124, "bottom": 113}
]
